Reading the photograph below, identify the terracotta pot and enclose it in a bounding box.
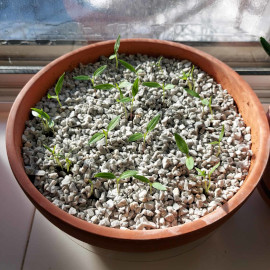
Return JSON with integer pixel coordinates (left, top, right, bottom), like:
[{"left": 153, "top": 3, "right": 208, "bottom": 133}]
[{"left": 6, "top": 39, "right": 270, "bottom": 252}]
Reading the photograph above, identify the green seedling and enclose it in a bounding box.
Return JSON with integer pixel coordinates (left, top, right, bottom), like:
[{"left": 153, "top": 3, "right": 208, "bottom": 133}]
[
  {"left": 95, "top": 81, "right": 132, "bottom": 119},
  {"left": 142, "top": 81, "right": 174, "bottom": 102},
  {"left": 47, "top": 72, "right": 65, "bottom": 107},
  {"left": 134, "top": 175, "right": 167, "bottom": 194},
  {"left": 43, "top": 144, "right": 63, "bottom": 169},
  {"left": 156, "top": 56, "right": 164, "bottom": 73},
  {"left": 73, "top": 65, "right": 107, "bottom": 88},
  {"left": 128, "top": 114, "right": 160, "bottom": 147},
  {"left": 260, "top": 37, "right": 270, "bottom": 56},
  {"left": 174, "top": 133, "right": 194, "bottom": 170},
  {"left": 94, "top": 170, "right": 138, "bottom": 194},
  {"left": 181, "top": 65, "right": 213, "bottom": 117},
  {"left": 209, "top": 125, "right": 224, "bottom": 157},
  {"left": 31, "top": 108, "right": 54, "bottom": 132},
  {"left": 119, "top": 59, "right": 144, "bottom": 78},
  {"left": 88, "top": 116, "right": 120, "bottom": 146},
  {"left": 196, "top": 162, "right": 220, "bottom": 194},
  {"left": 64, "top": 153, "right": 72, "bottom": 172},
  {"left": 109, "top": 34, "right": 121, "bottom": 68}
]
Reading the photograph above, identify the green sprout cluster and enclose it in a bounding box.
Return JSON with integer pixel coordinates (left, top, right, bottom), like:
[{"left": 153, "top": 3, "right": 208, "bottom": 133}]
[{"left": 31, "top": 34, "right": 227, "bottom": 197}]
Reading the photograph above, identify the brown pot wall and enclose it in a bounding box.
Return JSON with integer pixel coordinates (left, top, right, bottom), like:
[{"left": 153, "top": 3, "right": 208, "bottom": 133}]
[{"left": 6, "top": 39, "right": 270, "bottom": 252}]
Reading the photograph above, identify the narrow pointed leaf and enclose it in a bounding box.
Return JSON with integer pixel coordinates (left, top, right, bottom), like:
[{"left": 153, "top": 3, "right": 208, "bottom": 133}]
[
  {"left": 43, "top": 144, "right": 53, "bottom": 153},
  {"left": 31, "top": 108, "right": 50, "bottom": 121},
  {"left": 93, "top": 65, "right": 107, "bottom": 78},
  {"left": 114, "top": 34, "right": 121, "bottom": 53},
  {"left": 55, "top": 72, "right": 65, "bottom": 96},
  {"left": 147, "top": 114, "right": 160, "bottom": 132},
  {"left": 117, "top": 97, "right": 131, "bottom": 103},
  {"left": 209, "top": 141, "right": 219, "bottom": 145},
  {"left": 88, "top": 133, "right": 105, "bottom": 144},
  {"left": 195, "top": 167, "right": 206, "bottom": 177},
  {"left": 128, "top": 133, "right": 143, "bottom": 142},
  {"left": 119, "top": 59, "right": 136, "bottom": 74},
  {"left": 73, "top": 75, "right": 91, "bottom": 80},
  {"left": 95, "top": 83, "right": 115, "bottom": 90},
  {"left": 142, "top": 82, "right": 161, "bottom": 88},
  {"left": 186, "top": 156, "right": 194, "bottom": 170},
  {"left": 107, "top": 115, "right": 120, "bottom": 131},
  {"left": 119, "top": 170, "right": 138, "bottom": 179},
  {"left": 183, "top": 88, "right": 200, "bottom": 99},
  {"left": 109, "top": 54, "right": 116, "bottom": 60},
  {"left": 134, "top": 175, "right": 150, "bottom": 184},
  {"left": 209, "top": 162, "right": 220, "bottom": 177},
  {"left": 94, "top": 172, "right": 116, "bottom": 179},
  {"left": 152, "top": 182, "right": 167, "bottom": 191},
  {"left": 260, "top": 37, "right": 270, "bottom": 56},
  {"left": 174, "top": 133, "right": 189, "bottom": 155},
  {"left": 119, "top": 81, "right": 133, "bottom": 88},
  {"left": 47, "top": 94, "right": 57, "bottom": 99},
  {"left": 164, "top": 84, "right": 174, "bottom": 90},
  {"left": 219, "top": 125, "right": 225, "bottom": 142},
  {"left": 132, "top": 77, "right": 139, "bottom": 97}
]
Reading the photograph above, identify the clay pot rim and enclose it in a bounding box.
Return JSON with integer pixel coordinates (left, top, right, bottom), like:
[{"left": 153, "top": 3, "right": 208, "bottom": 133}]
[{"left": 6, "top": 38, "right": 270, "bottom": 241}]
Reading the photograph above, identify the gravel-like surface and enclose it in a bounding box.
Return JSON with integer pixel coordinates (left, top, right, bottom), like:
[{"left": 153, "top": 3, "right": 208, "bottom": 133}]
[{"left": 22, "top": 54, "right": 252, "bottom": 230}]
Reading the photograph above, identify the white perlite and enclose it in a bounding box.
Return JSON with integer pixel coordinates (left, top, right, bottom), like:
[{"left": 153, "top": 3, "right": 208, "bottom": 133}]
[{"left": 22, "top": 54, "right": 252, "bottom": 230}]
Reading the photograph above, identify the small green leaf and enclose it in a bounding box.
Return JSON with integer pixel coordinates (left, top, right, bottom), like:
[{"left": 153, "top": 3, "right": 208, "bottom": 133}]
[
  {"left": 260, "top": 37, "right": 270, "bottom": 57},
  {"left": 119, "top": 59, "right": 136, "bottom": 74},
  {"left": 31, "top": 108, "right": 50, "bottom": 121},
  {"left": 132, "top": 77, "right": 139, "bottom": 98},
  {"left": 183, "top": 88, "right": 200, "bottom": 99},
  {"left": 164, "top": 84, "right": 174, "bottom": 90},
  {"left": 128, "top": 133, "right": 143, "bottom": 142},
  {"left": 134, "top": 175, "right": 150, "bottom": 184},
  {"left": 119, "top": 81, "right": 133, "bottom": 88},
  {"left": 43, "top": 144, "right": 53, "bottom": 153},
  {"left": 209, "top": 162, "right": 220, "bottom": 177},
  {"left": 55, "top": 72, "right": 65, "bottom": 96},
  {"left": 174, "top": 133, "right": 189, "bottom": 155},
  {"left": 47, "top": 94, "right": 57, "bottom": 99},
  {"left": 119, "top": 170, "right": 138, "bottom": 179},
  {"left": 109, "top": 54, "right": 116, "bottom": 60},
  {"left": 209, "top": 141, "right": 219, "bottom": 145},
  {"left": 219, "top": 125, "right": 225, "bottom": 142},
  {"left": 95, "top": 172, "right": 116, "bottom": 179},
  {"left": 186, "top": 156, "right": 194, "bottom": 170},
  {"left": 142, "top": 82, "right": 161, "bottom": 88},
  {"left": 73, "top": 75, "right": 91, "bottom": 80},
  {"left": 152, "top": 182, "right": 167, "bottom": 191},
  {"left": 146, "top": 114, "right": 160, "bottom": 133},
  {"left": 201, "top": 99, "right": 209, "bottom": 106},
  {"left": 195, "top": 167, "right": 206, "bottom": 177},
  {"left": 114, "top": 34, "right": 121, "bottom": 53},
  {"left": 107, "top": 116, "right": 120, "bottom": 131},
  {"left": 48, "top": 119, "right": 54, "bottom": 128},
  {"left": 93, "top": 65, "right": 107, "bottom": 78},
  {"left": 95, "top": 83, "right": 115, "bottom": 90},
  {"left": 88, "top": 133, "right": 105, "bottom": 144},
  {"left": 117, "top": 97, "right": 131, "bottom": 103}
]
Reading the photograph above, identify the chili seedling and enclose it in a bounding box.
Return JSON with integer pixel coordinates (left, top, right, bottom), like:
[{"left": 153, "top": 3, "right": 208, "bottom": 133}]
[
  {"left": 73, "top": 65, "right": 107, "bottom": 88},
  {"left": 47, "top": 72, "right": 65, "bottom": 107},
  {"left": 43, "top": 144, "right": 63, "bottom": 169},
  {"left": 31, "top": 108, "right": 54, "bottom": 132},
  {"left": 142, "top": 81, "right": 174, "bottom": 102},
  {"left": 174, "top": 133, "right": 194, "bottom": 170},
  {"left": 109, "top": 34, "right": 121, "bottom": 68},
  {"left": 88, "top": 115, "right": 120, "bottom": 146},
  {"left": 128, "top": 113, "right": 161, "bottom": 148},
  {"left": 209, "top": 125, "right": 224, "bottom": 156},
  {"left": 134, "top": 174, "right": 167, "bottom": 194},
  {"left": 94, "top": 170, "right": 138, "bottom": 194},
  {"left": 196, "top": 162, "right": 220, "bottom": 194}
]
